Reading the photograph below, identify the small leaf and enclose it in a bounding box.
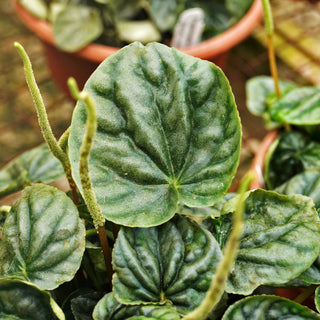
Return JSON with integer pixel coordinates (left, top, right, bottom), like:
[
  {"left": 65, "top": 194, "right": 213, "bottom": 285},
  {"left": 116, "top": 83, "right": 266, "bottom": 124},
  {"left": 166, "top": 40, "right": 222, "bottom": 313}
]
[
  {"left": 93, "top": 292, "right": 181, "bottom": 320},
  {"left": 315, "top": 286, "right": 320, "bottom": 313},
  {"left": 265, "top": 131, "right": 320, "bottom": 189},
  {"left": 207, "top": 189, "right": 320, "bottom": 295},
  {"left": 53, "top": 5, "right": 103, "bottom": 52},
  {"left": 18, "top": 0, "right": 48, "bottom": 19},
  {"left": 112, "top": 215, "right": 222, "bottom": 313},
  {"left": 0, "top": 143, "right": 65, "bottom": 198},
  {"left": 2, "top": 184, "right": 86, "bottom": 290},
  {"left": 68, "top": 42, "right": 241, "bottom": 227},
  {"left": 0, "top": 278, "right": 65, "bottom": 319},
  {"left": 222, "top": 295, "right": 320, "bottom": 319},
  {"left": 270, "top": 87, "right": 320, "bottom": 125}
]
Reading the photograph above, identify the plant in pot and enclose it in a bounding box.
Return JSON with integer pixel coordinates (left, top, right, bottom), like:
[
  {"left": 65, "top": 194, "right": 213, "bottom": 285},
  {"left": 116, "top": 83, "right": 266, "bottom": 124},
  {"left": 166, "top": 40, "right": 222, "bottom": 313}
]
[
  {"left": 14, "top": 0, "right": 263, "bottom": 96},
  {"left": 246, "top": 0, "right": 320, "bottom": 308},
  {"left": 2, "top": 38, "right": 320, "bottom": 319}
]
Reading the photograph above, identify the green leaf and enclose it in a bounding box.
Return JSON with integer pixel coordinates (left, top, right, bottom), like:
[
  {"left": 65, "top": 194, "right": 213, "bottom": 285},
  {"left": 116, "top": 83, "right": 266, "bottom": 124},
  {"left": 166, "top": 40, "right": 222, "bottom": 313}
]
[
  {"left": 226, "top": 0, "right": 253, "bottom": 20},
  {"left": 1, "top": 184, "right": 86, "bottom": 290},
  {"left": 246, "top": 76, "right": 296, "bottom": 129},
  {"left": 265, "top": 131, "right": 320, "bottom": 189},
  {"left": 68, "top": 42, "right": 241, "bottom": 227},
  {"left": 53, "top": 5, "right": 103, "bottom": 52},
  {"left": 0, "top": 143, "right": 65, "bottom": 199},
  {"left": 315, "top": 286, "right": 320, "bottom": 313},
  {"left": 93, "top": 292, "right": 181, "bottom": 320},
  {"left": 0, "top": 278, "right": 65, "bottom": 319},
  {"left": 112, "top": 215, "right": 222, "bottom": 313},
  {"left": 18, "top": 0, "right": 48, "bottom": 19},
  {"left": 207, "top": 189, "right": 320, "bottom": 295},
  {"left": 222, "top": 295, "right": 320, "bottom": 319},
  {"left": 270, "top": 87, "right": 320, "bottom": 125},
  {"left": 276, "top": 169, "right": 320, "bottom": 211}
]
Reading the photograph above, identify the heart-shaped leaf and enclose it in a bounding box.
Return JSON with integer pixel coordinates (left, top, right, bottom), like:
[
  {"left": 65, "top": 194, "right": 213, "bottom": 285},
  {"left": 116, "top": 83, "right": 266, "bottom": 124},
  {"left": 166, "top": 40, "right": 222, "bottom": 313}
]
[
  {"left": 53, "top": 5, "right": 103, "bottom": 52},
  {"left": 112, "top": 215, "right": 222, "bottom": 313},
  {"left": 93, "top": 292, "right": 181, "bottom": 320},
  {"left": 0, "top": 278, "right": 64, "bottom": 319},
  {"left": 270, "top": 87, "right": 320, "bottom": 125},
  {"left": 222, "top": 295, "right": 320, "bottom": 319},
  {"left": 0, "top": 143, "right": 65, "bottom": 199},
  {"left": 265, "top": 131, "right": 320, "bottom": 189},
  {"left": 1, "top": 184, "right": 86, "bottom": 290},
  {"left": 68, "top": 42, "right": 241, "bottom": 227},
  {"left": 205, "top": 189, "right": 320, "bottom": 295}
]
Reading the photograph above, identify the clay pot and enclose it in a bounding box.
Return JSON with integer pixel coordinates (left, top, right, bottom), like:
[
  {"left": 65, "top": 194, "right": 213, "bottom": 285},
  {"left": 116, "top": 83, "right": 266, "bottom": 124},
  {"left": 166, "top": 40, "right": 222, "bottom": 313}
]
[{"left": 14, "top": 0, "right": 263, "bottom": 96}]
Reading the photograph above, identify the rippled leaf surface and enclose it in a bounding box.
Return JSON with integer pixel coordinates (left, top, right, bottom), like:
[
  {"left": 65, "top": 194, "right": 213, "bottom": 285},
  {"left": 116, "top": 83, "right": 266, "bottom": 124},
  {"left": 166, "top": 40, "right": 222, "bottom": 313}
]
[
  {"left": 265, "top": 131, "right": 320, "bottom": 189},
  {"left": 270, "top": 87, "right": 320, "bottom": 125},
  {"left": 69, "top": 42, "right": 241, "bottom": 227},
  {"left": 1, "top": 184, "right": 86, "bottom": 290},
  {"left": 93, "top": 292, "right": 181, "bottom": 320},
  {"left": 206, "top": 189, "right": 320, "bottom": 295},
  {"left": 112, "top": 215, "right": 222, "bottom": 313},
  {"left": 0, "top": 143, "right": 65, "bottom": 198},
  {"left": 0, "top": 278, "right": 64, "bottom": 319},
  {"left": 222, "top": 295, "right": 320, "bottom": 319}
]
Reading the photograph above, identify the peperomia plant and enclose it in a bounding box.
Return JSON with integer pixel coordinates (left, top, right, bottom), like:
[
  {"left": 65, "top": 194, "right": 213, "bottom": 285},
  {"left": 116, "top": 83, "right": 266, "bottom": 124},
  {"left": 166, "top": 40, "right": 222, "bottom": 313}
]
[
  {"left": 18, "top": 0, "right": 254, "bottom": 52},
  {"left": 1, "top": 39, "right": 320, "bottom": 320}
]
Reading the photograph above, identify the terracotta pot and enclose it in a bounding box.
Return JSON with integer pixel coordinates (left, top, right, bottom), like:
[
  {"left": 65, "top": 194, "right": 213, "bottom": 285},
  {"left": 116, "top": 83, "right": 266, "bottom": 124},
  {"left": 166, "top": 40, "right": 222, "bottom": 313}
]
[
  {"left": 250, "top": 130, "right": 279, "bottom": 190},
  {"left": 14, "top": 0, "right": 263, "bottom": 96}
]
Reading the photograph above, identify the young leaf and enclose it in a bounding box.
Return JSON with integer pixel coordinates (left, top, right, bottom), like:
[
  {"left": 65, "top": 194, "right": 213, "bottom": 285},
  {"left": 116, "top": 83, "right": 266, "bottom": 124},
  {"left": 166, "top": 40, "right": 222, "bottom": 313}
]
[
  {"left": 68, "top": 42, "right": 241, "bottom": 227},
  {"left": 93, "top": 292, "right": 181, "bottom": 320},
  {"left": 1, "top": 184, "right": 86, "bottom": 290},
  {"left": 265, "top": 131, "right": 320, "bottom": 189},
  {"left": 0, "top": 278, "right": 65, "bottom": 319},
  {"left": 222, "top": 295, "right": 320, "bottom": 319},
  {"left": 0, "top": 143, "right": 65, "bottom": 199},
  {"left": 112, "top": 215, "right": 222, "bottom": 313},
  {"left": 206, "top": 189, "right": 320, "bottom": 295},
  {"left": 270, "top": 87, "right": 320, "bottom": 125},
  {"left": 53, "top": 5, "right": 103, "bottom": 52}
]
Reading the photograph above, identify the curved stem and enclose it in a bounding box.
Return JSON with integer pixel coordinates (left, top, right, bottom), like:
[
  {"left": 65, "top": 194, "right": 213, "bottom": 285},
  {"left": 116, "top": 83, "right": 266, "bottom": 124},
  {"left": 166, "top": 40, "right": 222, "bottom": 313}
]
[
  {"left": 182, "top": 172, "right": 254, "bottom": 320},
  {"left": 68, "top": 77, "right": 113, "bottom": 284},
  {"left": 14, "top": 42, "right": 79, "bottom": 204}
]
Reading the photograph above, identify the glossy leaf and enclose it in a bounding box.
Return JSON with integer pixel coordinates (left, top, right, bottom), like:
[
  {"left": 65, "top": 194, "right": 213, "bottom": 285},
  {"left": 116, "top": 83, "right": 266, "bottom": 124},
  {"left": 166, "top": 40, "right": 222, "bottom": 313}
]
[
  {"left": 0, "top": 143, "right": 65, "bottom": 198},
  {"left": 276, "top": 169, "right": 320, "bottom": 210},
  {"left": 246, "top": 76, "right": 296, "bottom": 128},
  {"left": 68, "top": 42, "right": 241, "bottom": 227},
  {"left": 1, "top": 184, "right": 86, "bottom": 290},
  {"left": 270, "top": 87, "right": 320, "bottom": 125},
  {"left": 93, "top": 292, "right": 181, "bottom": 320},
  {"left": 112, "top": 215, "right": 222, "bottom": 313},
  {"left": 206, "top": 189, "right": 320, "bottom": 295},
  {"left": 265, "top": 131, "right": 320, "bottom": 189},
  {"left": 0, "top": 278, "right": 64, "bottom": 319},
  {"left": 53, "top": 5, "right": 103, "bottom": 52},
  {"left": 222, "top": 295, "right": 320, "bottom": 319}
]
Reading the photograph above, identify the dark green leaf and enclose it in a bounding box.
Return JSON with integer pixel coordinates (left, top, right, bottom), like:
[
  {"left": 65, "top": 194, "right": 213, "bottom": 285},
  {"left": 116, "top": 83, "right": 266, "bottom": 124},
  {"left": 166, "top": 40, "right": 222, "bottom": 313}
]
[
  {"left": 226, "top": 0, "right": 253, "bottom": 20},
  {"left": 270, "top": 87, "right": 320, "bottom": 125},
  {"left": 207, "top": 189, "right": 320, "bottom": 295},
  {"left": 53, "top": 5, "right": 103, "bottom": 52},
  {"left": 222, "top": 295, "right": 320, "bottom": 319},
  {"left": 0, "top": 143, "right": 65, "bottom": 199},
  {"left": 112, "top": 215, "right": 222, "bottom": 313},
  {"left": 93, "top": 292, "right": 181, "bottom": 320},
  {"left": 1, "top": 184, "right": 86, "bottom": 290},
  {"left": 265, "top": 131, "right": 320, "bottom": 189},
  {"left": 0, "top": 278, "right": 64, "bottom": 319},
  {"left": 68, "top": 42, "right": 241, "bottom": 227}
]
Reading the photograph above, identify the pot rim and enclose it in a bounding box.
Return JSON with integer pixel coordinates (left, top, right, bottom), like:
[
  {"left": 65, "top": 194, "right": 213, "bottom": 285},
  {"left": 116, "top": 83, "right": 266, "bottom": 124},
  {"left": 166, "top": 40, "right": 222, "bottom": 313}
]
[
  {"left": 250, "top": 130, "right": 279, "bottom": 190},
  {"left": 14, "top": 0, "right": 263, "bottom": 62}
]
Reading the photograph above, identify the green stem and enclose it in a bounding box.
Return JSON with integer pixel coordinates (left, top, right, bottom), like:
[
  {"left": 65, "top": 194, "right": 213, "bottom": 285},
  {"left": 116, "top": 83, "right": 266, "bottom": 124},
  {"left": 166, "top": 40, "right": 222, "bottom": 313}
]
[
  {"left": 182, "top": 172, "right": 254, "bottom": 320},
  {"left": 293, "top": 285, "right": 317, "bottom": 305},
  {"left": 58, "top": 126, "right": 71, "bottom": 153},
  {"left": 14, "top": 42, "right": 79, "bottom": 204},
  {"left": 68, "top": 77, "right": 113, "bottom": 284}
]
